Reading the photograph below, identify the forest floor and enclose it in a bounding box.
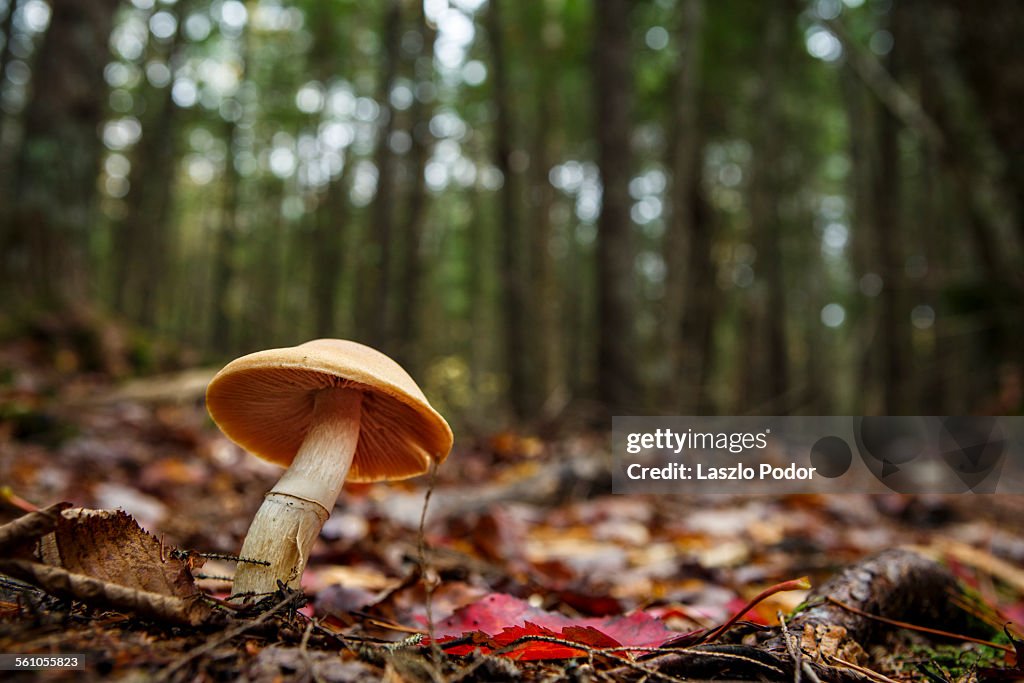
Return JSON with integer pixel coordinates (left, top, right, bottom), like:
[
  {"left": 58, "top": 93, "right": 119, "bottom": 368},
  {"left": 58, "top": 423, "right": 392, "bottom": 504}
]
[{"left": 1, "top": 327, "right": 1024, "bottom": 681}]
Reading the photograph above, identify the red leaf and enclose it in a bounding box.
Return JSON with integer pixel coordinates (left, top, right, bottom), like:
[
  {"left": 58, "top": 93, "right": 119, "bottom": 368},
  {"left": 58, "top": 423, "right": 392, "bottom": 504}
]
[{"left": 429, "top": 593, "right": 682, "bottom": 660}]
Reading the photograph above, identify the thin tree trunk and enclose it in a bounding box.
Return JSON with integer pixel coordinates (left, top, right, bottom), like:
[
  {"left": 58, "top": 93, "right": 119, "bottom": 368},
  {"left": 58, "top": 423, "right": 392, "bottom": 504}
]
[
  {"left": 359, "top": 0, "right": 402, "bottom": 349},
  {"left": 313, "top": 165, "right": 353, "bottom": 338},
  {"left": 951, "top": 0, "right": 1024, "bottom": 247},
  {"left": 308, "top": 3, "right": 350, "bottom": 339},
  {"left": 113, "top": 1, "right": 190, "bottom": 327},
  {"left": 665, "top": 0, "right": 707, "bottom": 413},
  {"left": 0, "top": 0, "right": 19, "bottom": 156},
  {"left": 393, "top": 2, "right": 436, "bottom": 372},
  {"left": 873, "top": 5, "right": 911, "bottom": 414},
  {"left": 209, "top": 116, "right": 241, "bottom": 349},
  {"left": 743, "top": 5, "right": 789, "bottom": 413},
  {"left": 593, "top": 0, "right": 639, "bottom": 415},
  {"left": 487, "top": 0, "right": 531, "bottom": 420},
  {"left": 530, "top": 83, "right": 558, "bottom": 407},
  {"left": 4, "top": 0, "right": 119, "bottom": 303}
]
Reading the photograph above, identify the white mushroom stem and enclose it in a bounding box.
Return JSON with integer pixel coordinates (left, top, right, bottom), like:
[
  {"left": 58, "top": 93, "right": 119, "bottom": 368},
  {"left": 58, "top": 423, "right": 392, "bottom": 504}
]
[{"left": 231, "top": 387, "right": 362, "bottom": 600}]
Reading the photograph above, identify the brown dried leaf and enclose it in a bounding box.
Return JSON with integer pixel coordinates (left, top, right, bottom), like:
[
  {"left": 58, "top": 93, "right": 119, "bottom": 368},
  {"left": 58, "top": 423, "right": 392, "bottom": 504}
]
[
  {"left": 0, "top": 559, "right": 211, "bottom": 625},
  {"left": 44, "top": 507, "right": 199, "bottom": 600}
]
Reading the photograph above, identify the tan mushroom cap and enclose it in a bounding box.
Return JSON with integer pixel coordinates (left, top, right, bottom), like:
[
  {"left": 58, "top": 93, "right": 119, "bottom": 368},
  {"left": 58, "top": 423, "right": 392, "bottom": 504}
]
[{"left": 206, "top": 339, "right": 453, "bottom": 482}]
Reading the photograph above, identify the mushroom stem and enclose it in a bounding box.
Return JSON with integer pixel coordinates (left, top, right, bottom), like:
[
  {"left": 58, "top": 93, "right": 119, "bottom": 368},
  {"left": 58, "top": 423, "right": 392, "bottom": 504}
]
[{"left": 231, "top": 387, "right": 362, "bottom": 600}]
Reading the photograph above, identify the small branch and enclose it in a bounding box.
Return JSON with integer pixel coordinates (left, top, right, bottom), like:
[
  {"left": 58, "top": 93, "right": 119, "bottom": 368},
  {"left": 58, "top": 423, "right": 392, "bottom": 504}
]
[
  {"left": 823, "top": 17, "right": 943, "bottom": 148},
  {"left": 0, "top": 502, "right": 70, "bottom": 549},
  {"left": 0, "top": 559, "right": 213, "bottom": 626},
  {"left": 779, "top": 611, "right": 821, "bottom": 683},
  {"left": 156, "top": 591, "right": 296, "bottom": 682},
  {"left": 826, "top": 596, "right": 1013, "bottom": 653},
  {"left": 417, "top": 460, "right": 444, "bottom": 681},
  {"left": 829, "top": 655, "right": 902, "bottom": 683},
  {"left": 698, "top": 577, "right": 811, "bottom": 645}
]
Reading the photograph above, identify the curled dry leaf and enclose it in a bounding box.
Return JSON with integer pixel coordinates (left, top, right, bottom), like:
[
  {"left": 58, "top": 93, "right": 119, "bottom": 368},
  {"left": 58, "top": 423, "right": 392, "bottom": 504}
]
[
  {"left": 0, "top": 506, "right": 211, "bottom": 625},
  {"left": 45, "top": 507, "right": 203, "bottom": 599}
]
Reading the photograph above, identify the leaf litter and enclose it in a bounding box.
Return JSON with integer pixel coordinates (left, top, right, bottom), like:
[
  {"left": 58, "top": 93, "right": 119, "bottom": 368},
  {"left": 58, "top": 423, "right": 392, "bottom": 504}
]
[{"left": 2, "top": 340, "right": 1024, "bottom": 680}]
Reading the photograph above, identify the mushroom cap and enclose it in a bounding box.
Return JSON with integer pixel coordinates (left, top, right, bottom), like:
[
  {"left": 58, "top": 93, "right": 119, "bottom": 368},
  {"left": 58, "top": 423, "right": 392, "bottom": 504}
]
[{"left": 205, "top": 339, "right": 453, "bottom": 482}]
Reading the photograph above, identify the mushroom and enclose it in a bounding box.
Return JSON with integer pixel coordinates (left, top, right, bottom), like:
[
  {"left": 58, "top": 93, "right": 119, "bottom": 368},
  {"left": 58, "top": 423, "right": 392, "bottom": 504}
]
[{"left": 205, "top": 339, "right": 453, "bottom": 599}]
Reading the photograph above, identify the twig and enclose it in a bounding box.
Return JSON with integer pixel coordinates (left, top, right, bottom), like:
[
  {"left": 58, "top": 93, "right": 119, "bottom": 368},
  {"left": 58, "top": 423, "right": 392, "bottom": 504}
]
[
  {"left": 0, "top": 502, "right": 70, "bottom": 549},
  {"left": 698, "top": 577, "right": 810, "bottom": 644},
  {"left": 822, "top": 17, "right": 943, "bottom": 148},
  {"left": 828, "top": 655, "right": 901, "bottom": 683},
  {"left": 826, "top": 596, "right": 1013, "bottom": 653},
  {"left": 0, "top": 559, "right": 212, "bottom": 625},
  {"left": 417, "top": 460, "right": 444, "bottom": 682},
  {"left": 156, "top": 592, "right": 296, "bottom": 682},
  {"left": 779, "top": 611, "right": 801, "bottom": 683},
  {"left": 779, "top": 611, "right": 821, "bottom": 683},
  {"left": 299, "top": 619, "right": 326, "bottom": 683},
  {"left": 0, "top": 487, "right": 41, "bottom": 512}
]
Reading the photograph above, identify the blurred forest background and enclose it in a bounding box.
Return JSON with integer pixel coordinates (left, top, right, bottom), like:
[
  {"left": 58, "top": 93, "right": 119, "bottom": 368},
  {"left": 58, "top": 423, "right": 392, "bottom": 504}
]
[{"left": 0, "top": 0, "right": 1021, "bottom": 429}]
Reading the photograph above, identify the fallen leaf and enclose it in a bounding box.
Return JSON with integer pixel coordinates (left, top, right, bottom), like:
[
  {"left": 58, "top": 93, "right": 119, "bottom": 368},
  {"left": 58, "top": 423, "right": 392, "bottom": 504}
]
[
  {"left": 45, "top": 507, "right": 201, "bottom": 600},
  {"left": 428, "top": 593, "right": 681, "bottom": 660}
]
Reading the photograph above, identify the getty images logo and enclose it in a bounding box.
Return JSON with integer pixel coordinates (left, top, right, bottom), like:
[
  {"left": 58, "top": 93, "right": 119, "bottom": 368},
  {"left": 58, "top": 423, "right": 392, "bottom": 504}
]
[{"left": 810, "top": 417, "right": 1007, "bottom": 493}]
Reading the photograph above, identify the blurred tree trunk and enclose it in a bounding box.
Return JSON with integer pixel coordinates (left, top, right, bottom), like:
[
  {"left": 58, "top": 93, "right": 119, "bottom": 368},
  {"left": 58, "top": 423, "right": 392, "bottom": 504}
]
[
  {"left": 909, "top": 1, "right": 1022, "bottom": 400},
  {"left": 252, "top": 180, "right": 286, "bottom": 345},
  {"left": 526, "top": 3, "right": 563, "bottom": 415},
  {"left": 309, "top": 3, "right": 349, "bottom": 339},
  {"left": 593, "top": 0, "right": 639, "bottom": 415},
  {"left": 209, "top": 115, "right": 242, "bottom": 350},
  {"left": 742, "top": 4, "right": 789, "bottom": 413},
  {"left": 0, "top": 0, "right": 19, "bottom": 154},
  {"left": 840, "top": 46, "right": 881, "bottom": 411},
  {"left": 873, "top": 6, "right": 912, "bottom": 414},
  {"left": 393, "top": 1, "right": 436, "bottom": 372},
  {"left": 313, "top": 164, "right": 354, "bottom": 338},
  {"left": 3, "top": 0, "right": 118, "bottom": 304},
  {"left": 359, "top": 0, "right": 402, "bottom": 349},
  {"left": 113, "top": 1, "right": 189, "bottom": 327},
  {"left": 952, "top": 0, "right": 1024, "bottom": 246},
  {"left": 208, "top": 27, "right": 251, "bottom": 351},
  {"left": 488, "top": 0, "right": 531, "bottom": 420},
  {"left": 664, "top": 0, "right": 709, "bottom": 413}
]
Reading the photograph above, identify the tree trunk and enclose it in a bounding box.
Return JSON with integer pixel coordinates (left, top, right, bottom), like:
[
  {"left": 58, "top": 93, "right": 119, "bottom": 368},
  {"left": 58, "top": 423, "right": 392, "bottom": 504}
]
[
  {"left": 393, "top": 2, "right": 436, "bottom": 373},
  {"left": 665, "top": 0, "right": 708, "bottom": 413},
  {"left": 209, "top": 115, "right": 242, "bottom": 350},
  {"left": 951, "top": 0, "right": 1024, "bottom": 247},
  {"left": 113, "top": 1, "right": 190, "bottom": 327},
  {"left": 593, "top": 0, "right": 639, "bottom": 415},
  {"left": 873, "top": 5, "right": 912, "bottom": 414},
  {"left": 488, "top": 0, "right": 532, "bottom": 420},
  {"left": 743, "top": 4, "right": 789, "bottom": 413},
  {"left": 0, "top": 0, "right": 19, "bottom": 158},
  {"left": 528, "top": 35, "right": 560, "bottom": 411},
  {"left": 3, "top": 0, "right": 119, "bottom": 304},
  {"left": 359, "top": 0, "right": 402, "bottom": 349},
  {"left": 308, "top": 3, "right": 351, "bottom": 339}
]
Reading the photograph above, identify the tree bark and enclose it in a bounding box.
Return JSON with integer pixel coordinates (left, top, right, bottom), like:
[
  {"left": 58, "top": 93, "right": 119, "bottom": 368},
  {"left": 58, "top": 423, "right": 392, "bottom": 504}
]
[
  {"left": 393, "top": 2, "right": 436, "bottom": 373},
  {"left": 359, "top": 0, "right": 402, "bottom": 349},
  {"left": 742, "top": 4, "right": 789, "bottom": 413},
  {"left": 593, "top": 0, "right": 639, "bottom": 416},
  {"left": 113, "top": 1, "right": 190, "bottom": 327},
  {"left": 528, "top": 18, "right": 561, "bottom": 411},
  {"left": 3, "top": 0, "right": 119, "bottom": 304},
  {"left": 872, "top": 6, "right": 912, "bottom": 415},
  {"left": 665, "top": 0, "right": 709, "bottom": 414},
  {"left": 0, "top": 0, "right": 19, "bottom": 157},
  {"left": 308, "top": 3, "right": 351, "bottom": 339},
  {"left": 488, "top": 0, "right": 532, "bottom": 420},
  {"left": 951, "top": 0, "right": 1024, "bottom": 247}
]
